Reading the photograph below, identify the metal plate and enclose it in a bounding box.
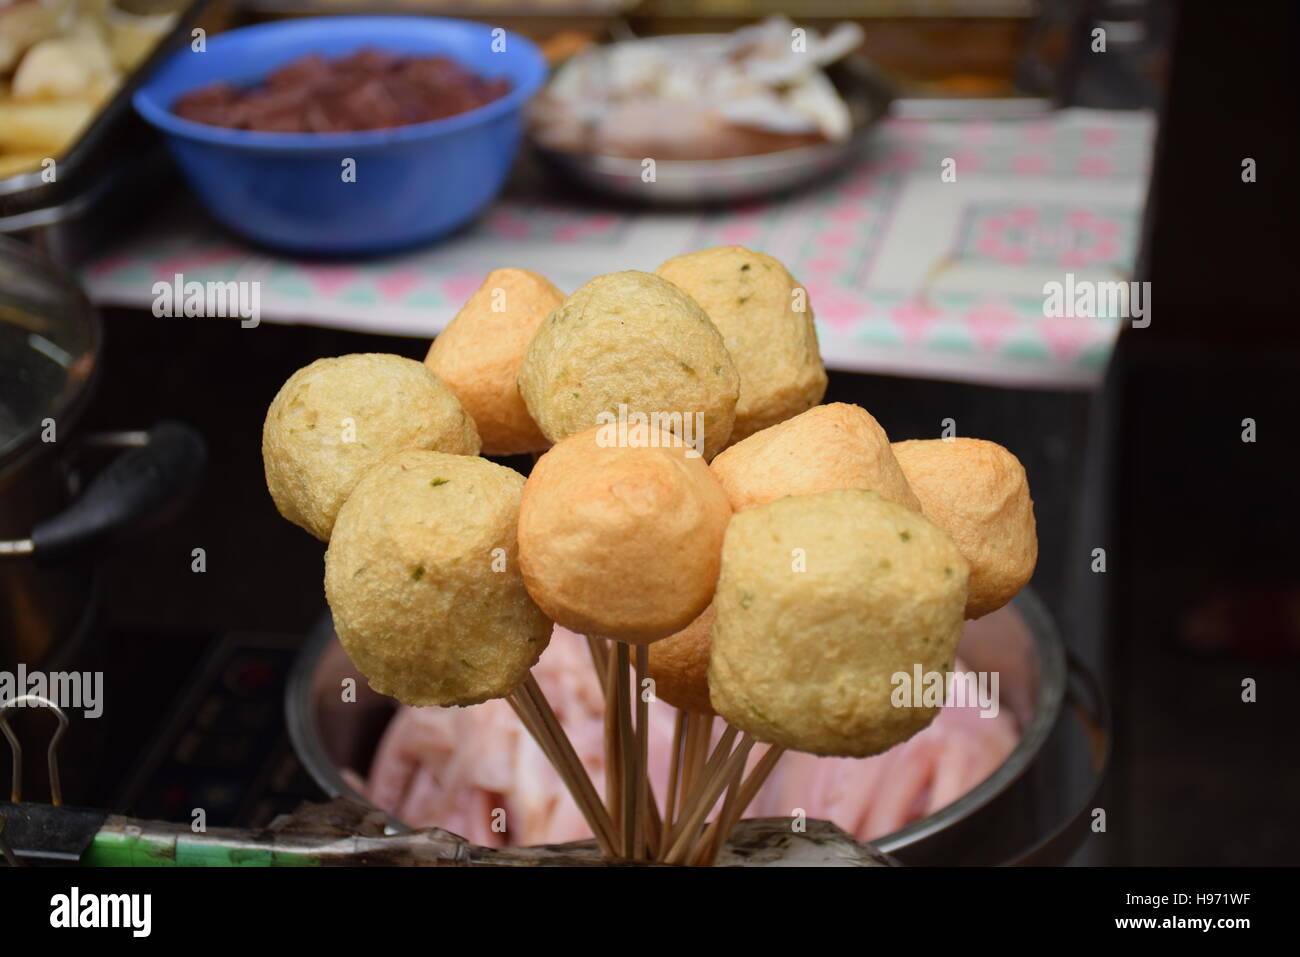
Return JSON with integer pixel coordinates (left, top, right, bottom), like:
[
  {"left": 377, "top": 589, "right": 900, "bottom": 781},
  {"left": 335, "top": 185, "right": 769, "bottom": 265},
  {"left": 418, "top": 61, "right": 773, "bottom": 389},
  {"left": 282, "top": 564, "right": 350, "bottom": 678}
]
[
  {"left": 530, "top": 39, "right": 895, "bottom": 204},
  {"left": 0, "top": 1, "right": 211, "bottom": 239}
]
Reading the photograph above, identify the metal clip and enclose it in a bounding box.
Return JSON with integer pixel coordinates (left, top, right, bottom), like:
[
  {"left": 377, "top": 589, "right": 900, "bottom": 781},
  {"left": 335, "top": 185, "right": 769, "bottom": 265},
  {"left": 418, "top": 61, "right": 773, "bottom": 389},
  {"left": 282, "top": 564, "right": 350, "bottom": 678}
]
[{"left": 0, "top": 694, "right": 69, "bottom": 806}]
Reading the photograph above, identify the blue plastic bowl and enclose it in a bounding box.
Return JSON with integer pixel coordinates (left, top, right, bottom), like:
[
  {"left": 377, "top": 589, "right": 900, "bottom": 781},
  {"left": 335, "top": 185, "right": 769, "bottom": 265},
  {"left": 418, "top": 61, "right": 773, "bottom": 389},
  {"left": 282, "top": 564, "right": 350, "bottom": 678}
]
[{"left": 134, "top": 17, "right": 547, "bottom": 255}]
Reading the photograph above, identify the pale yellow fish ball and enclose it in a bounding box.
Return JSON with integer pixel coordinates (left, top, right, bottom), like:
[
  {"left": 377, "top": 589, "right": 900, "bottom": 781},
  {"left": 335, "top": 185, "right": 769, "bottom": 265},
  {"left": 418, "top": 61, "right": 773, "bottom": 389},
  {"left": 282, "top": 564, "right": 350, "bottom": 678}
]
[{"left": 262, "top": 353, "right": 479, "bottom": 540}]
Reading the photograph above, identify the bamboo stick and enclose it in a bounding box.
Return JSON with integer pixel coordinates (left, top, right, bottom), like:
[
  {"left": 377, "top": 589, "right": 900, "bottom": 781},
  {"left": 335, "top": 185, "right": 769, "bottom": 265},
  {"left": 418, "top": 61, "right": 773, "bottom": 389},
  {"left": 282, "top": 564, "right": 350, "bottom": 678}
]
[
  {"left": 633, "top": 645, "right": 650, "bottom": 859},
  {"left": 507, "top": 687, "right": 617, "bottom": 856},
  {"left": 603, "top": 649, "right": 622, "bottom": 838},
  {"left": 520, "top": 676, "right": 618, "bottom": 855},
  {"left": 663, "top": 733, "right": 755, "bottom": 865},
  {"left": 586, "top": 635, "right": 609, "bottom": 696},
  {"left": 690, "top": 756, "right": 745, "bottom": 866},
  {"left": 661, "top": 724, "right": 737, "bottom": 858},
  {"left": 685, "top": 715, "right": 713, "bottom": 799},
  {"left": 694, "top": 744, "right": 786, "bottom": 866},
  {"left": 615, "top": 643, "right": 635, "bottom": 858},
  {"left": 663, "top": 710, "right": 687, "bottom": 845},
  {"left": 664, "top": 715, "right": 713, "bottom": 853}
]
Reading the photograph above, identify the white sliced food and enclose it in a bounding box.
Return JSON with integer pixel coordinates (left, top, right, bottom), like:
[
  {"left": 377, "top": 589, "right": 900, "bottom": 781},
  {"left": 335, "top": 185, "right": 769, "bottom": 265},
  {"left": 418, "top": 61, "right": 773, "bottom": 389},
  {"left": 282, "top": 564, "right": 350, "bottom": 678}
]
[
  {"left": 785, "top": 69, "right": 854, "bottom": 141},
  {"left": 12, "top": 31, "right": 117, "bottom": 101},
  {"left": 717, "top": 92, "right": 821, "bottom": 136}
]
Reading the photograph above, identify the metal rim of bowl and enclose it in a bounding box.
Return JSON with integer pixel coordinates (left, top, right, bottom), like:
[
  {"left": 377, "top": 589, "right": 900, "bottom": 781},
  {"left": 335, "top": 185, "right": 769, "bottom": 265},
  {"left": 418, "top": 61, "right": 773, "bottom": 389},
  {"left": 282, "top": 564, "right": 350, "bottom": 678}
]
[
  {"left": 285, "top": 586, "right": 1067, "bottom": 853},
  {"left": 534, "top": 132, "right": 869, "bottom": 182},
  {"left": 0, "top": 235, "right": 102, "bottom": 477},
  {"left": 531, "top": 133, "right": 874, "bottom": 206},
  {"left": 874, "top": 586, "right": 1065, "bottom": 855}
]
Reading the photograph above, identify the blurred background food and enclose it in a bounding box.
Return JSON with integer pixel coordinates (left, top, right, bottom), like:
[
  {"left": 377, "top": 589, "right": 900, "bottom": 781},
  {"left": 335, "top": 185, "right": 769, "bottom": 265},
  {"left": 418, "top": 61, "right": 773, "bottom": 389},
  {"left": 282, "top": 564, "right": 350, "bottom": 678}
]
[
  {"left": 530, "top": 17, "right": 863, "bottom": 159},
  {"left": 130, "top": 16, "right": 548, "bottom": 253},
  {"left": 0, "top": 0, "right": 181, "bottom": 176}
]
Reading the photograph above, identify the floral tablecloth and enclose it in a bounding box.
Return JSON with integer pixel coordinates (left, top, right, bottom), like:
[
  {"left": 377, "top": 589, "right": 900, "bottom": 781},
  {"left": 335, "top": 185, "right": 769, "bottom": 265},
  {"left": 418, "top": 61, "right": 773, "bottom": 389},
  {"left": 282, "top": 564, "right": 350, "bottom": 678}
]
[{"left": 83, "top": 108, "right": 1153, "bottom": 390}]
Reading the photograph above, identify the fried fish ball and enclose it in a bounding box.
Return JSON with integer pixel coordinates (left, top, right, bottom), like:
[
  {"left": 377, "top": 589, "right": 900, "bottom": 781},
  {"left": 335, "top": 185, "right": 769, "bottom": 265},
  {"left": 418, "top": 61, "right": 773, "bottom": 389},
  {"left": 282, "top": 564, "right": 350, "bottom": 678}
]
[
  {"left": 891, "top": 438, "right": 1037, "bottom": 619},
  {"left": 425, "top": 268, "right": 564, "bottom": 456},
  {"left": 263, "top": 353, "right": 480, "bottom": 541},
  {"left": 709, "top": 402, "right": 922, "bottom": 514},
  {"left": 325, "top": 450, "right": 551, "bottom": 707},
  {"left": 517, "top": 271, "right": 740, "bottom": 461},
  {"left": 657, "top": 246, "right": 826, "bottom": 443},
  {"left": 517, "top": 427, "right": 732, "bottom": 644},
  {"left": 647, "top": 604, "right": 716, "bottom": 715},
  {"left": 709, "top": 489, "right": 970, "bottom": 757}
]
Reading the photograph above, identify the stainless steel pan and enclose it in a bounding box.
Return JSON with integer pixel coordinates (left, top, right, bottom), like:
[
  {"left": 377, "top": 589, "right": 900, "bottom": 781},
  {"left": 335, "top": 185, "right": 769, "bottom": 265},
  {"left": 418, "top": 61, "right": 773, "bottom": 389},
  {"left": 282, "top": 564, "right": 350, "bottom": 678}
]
[{"left": 0, "top": 237, "right": 207, "bottom": 670}]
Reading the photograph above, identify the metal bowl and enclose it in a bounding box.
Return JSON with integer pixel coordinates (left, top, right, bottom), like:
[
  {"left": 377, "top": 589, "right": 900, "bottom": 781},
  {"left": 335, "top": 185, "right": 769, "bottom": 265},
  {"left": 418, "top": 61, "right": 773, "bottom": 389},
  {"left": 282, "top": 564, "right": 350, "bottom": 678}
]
[
  {"left": 529, "top": 40, "right": 895, "bottom": 205},
  {"left": 286, "top": 588, "right": 1107, "bottom": 865}
]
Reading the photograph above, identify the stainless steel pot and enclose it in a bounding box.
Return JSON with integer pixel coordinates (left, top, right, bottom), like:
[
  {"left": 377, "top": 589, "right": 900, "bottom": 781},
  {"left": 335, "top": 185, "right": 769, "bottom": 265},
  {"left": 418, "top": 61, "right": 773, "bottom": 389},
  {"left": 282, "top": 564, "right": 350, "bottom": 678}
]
[
  {"left": 286, "top": 589, "right": 1108, "bottom": 865},
  {"left": 0, "top": 236, "right": 207, "bottom": 669}
]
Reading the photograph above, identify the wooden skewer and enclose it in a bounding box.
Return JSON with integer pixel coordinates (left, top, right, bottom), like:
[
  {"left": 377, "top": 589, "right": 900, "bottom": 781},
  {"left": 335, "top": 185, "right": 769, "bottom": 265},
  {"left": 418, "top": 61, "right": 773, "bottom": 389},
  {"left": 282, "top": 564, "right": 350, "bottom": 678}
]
[
  {"left": 663, "top": 732, "right": 755, "bottom": 865},
  {"left": 507, "top": 686, "right": 617, "bottom": 857},
  {"left": 670, "top": 722, "right": 743, "bottom": 863},
  {"left": 727, "top": 745, "right": 786, "bottom": 824},
  {"left": 664, "top": 714, "right": 714, "bottom": 853},
  {"left": 516, "top": 682, "right": 618, "bottom": 856},
  {"left": 686, "top": 714, "right": 713, "bottom": 799},
  {"left": 679, "top": 714, "right": 704, "bottom": 806},
  {"left": 586, "top": 635, "right": 609, "bottom": 697},
  {"left": 603, "top": 649, "right": 622, "bottom": 838},
  {"left": 661, "top": 723, "right": 737, "bottom": 858},
  {"left": 642, "top": 770, "right": 663, "bottom": 859},
  {"left": 663, "top": 710, "right": 687, "bottom": 845},
  {"left": 690, "top": 749, "right": 747, "bottom": 866},
  {"left": 634, "top": 693, "right": 663, "bottom": 859},
  {"left": 695, "top": 725, "right": 740, "bottom": 800},
  {"left": 506, "top": 691, "right": 551, "bottom": 761},
  {"left": 694, "top": 744, "right": 786, "bottom": 866},
  {"left": 661, "top": 724, "right": 690, "bottom": 856},
  {"left": 633, "top": 645, "right": 651, "bottom": 860},
  {"left": 615, "top": 643, "right": 636, "bottom": 858},
  {"left": 520, "top": 677, "right": 619, "bottom": 855}
]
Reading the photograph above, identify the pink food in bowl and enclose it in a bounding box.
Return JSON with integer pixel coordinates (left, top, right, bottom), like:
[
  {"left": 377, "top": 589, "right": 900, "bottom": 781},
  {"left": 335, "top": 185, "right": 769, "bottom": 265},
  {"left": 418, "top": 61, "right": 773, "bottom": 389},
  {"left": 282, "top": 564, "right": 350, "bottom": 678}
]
[{"left": 361, "top": 626, "right": 1019, "bottom": 847}]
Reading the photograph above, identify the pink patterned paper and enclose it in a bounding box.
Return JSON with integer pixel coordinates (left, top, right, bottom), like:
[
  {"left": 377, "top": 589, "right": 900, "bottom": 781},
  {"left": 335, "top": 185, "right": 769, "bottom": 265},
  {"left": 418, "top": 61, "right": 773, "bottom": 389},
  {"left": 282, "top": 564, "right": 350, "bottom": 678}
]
[{"left": 81, "top": 109, "right": 1155, "bottom": 389}]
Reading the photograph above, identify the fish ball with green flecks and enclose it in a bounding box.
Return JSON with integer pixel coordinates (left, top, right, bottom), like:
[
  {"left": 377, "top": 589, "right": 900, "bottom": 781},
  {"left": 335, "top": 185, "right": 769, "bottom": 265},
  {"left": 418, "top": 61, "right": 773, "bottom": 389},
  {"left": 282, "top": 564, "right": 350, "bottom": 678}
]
[
  {"left": 263, "top": 354, "right": 480, "bottom": 540},
  {"left": 517, "top": 271, "right": 739, "bottom": 461},
  {"left": 325, "top": 450, "right": 551, "bottom": 707},
  {"left": 709, "top": 489, "right": 969, "bottom": 757}
]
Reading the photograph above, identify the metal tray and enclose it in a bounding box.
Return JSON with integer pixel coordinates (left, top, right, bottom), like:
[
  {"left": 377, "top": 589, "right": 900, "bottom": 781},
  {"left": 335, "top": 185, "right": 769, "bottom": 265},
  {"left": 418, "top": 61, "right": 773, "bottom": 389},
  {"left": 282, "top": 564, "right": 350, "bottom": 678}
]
[
  {"left": 530, "top": 41, "right": 895, "bottom": 205},
  {"left": 0, "top": 0, "right": 212, "bottom": 262}
]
